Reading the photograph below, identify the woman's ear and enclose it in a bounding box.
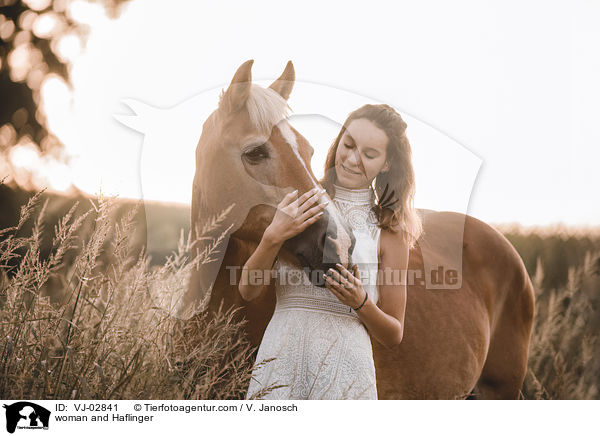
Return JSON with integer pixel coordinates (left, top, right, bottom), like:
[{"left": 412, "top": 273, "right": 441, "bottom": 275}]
[{"left": 381, "top": 161, "right": 390, "bottom": 173}]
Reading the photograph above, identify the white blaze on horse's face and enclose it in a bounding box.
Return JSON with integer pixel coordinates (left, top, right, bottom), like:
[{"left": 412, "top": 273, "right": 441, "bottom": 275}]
[{"left": 275, "top": 120, "right": 354, "bottom": 266}]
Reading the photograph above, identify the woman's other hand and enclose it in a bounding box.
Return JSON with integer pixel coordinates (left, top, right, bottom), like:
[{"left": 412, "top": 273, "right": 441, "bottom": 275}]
[{"left": 324, "top": 264, "right": 369, "bottom": 309}]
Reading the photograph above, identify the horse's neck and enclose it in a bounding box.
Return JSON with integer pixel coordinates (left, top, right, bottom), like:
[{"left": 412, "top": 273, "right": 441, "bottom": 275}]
[{"left": 207, "top": 235, "right": 278, "bottom": 347}]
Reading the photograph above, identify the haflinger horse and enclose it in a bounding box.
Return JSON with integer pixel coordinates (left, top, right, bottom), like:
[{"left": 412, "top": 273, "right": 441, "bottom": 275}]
[{"left": 179, "top": 60, "right": 535, "bottom": 400}]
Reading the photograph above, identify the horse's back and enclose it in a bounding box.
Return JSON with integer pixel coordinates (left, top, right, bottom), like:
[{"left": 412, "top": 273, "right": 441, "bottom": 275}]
[{"left": 373, "top": 210, "right": 535, "bottom": 399}]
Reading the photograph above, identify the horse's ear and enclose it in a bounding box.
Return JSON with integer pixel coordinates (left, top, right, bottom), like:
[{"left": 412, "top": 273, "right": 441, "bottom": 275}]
[
  {"left": 219, "top": 59, "right": 254, "bottom": 114},
  {"left": 269, "top": 60, "right": 295, "bottom": 101}
]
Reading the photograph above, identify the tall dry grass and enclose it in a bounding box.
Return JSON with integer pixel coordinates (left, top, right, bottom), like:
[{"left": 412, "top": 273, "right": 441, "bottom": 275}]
[
  {"left": 523, "top": 251, "right": 600, "bottom": 399},
  {"left": 0, "top": 192, "right": 259, "bottom": 400},
  {"left": 2, "top": 190, "right": 599, "bottom": 399}
]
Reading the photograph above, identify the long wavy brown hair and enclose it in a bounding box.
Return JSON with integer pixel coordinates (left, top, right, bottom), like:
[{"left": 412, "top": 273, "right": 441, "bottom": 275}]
[{"left": 321, "top": 104, "right": 423, "bottom": 248}]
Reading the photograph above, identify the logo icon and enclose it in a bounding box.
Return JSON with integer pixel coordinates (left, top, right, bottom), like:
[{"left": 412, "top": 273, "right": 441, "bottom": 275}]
[
  {"left": 115, "top": 81, "right": 482, "bottom": 318},
  {"left": 3, "top": 402, "right": 50, "bottom": 434}
]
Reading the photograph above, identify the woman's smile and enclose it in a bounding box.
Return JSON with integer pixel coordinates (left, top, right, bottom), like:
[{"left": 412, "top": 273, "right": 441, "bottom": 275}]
[{"left": 340, "top": 163, "right": 362, "bottom": 176}]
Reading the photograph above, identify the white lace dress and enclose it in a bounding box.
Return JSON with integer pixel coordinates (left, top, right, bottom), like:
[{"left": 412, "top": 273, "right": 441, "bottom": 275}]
[{"left": 245, "top": 185, "right": 380, "bottom": 400}]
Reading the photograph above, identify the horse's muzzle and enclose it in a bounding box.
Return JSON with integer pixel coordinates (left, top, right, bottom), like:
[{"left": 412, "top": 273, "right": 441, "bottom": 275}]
[{"left": 283, "top": 207, "right": 356, "bottom": 287}]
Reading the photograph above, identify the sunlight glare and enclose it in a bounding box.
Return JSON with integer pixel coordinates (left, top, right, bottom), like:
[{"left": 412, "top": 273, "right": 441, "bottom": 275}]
[
  {"left": 68, "top": 1, "right": 108, "bottom": 25},
  {"left": 55, "top": 33, "right": 82, "bottom": 63},
  {"left": 41, "top": 74, "right": 73, "bottom": 142},
  {"left": 9, "top": 137, "right": 73, "bottom": 193},
  {"left": 22, "top": 0, "right": 52, "bottom": 12},
  {"left": 18, "top": 10, "right": 37, "bottom": 32},
  {"left": 32, "top": 12, "right": 60, "bottom": 39},
  {"left": 7, "top": 44, "right": 32, "bottom": 82},
  {"left": 0, "top": 18, "right": 16, "bottom": 40}
]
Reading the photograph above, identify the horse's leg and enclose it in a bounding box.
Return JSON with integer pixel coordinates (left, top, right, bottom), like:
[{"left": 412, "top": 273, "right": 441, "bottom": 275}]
[{"left": 474, "top": 273, "right": 535, "bottom": 399}]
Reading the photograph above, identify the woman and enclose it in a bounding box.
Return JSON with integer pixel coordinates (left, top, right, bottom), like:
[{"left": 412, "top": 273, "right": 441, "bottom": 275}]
[{"left": 242, "top": 104, "right": 422, "bottom": 400}]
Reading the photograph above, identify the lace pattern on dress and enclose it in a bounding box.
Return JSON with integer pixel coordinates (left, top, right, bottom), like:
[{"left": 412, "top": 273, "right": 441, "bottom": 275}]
[{"left": 245, "top": 184, "right": 381, "bottom": 400}]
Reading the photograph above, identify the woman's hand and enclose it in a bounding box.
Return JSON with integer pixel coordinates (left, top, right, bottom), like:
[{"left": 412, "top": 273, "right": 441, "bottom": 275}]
[
  {"left": 264, "top": 187, "right": 329, "bottom": 245},
  {"left": 324, "top": 264, "right": 369, "bottom": 309}
]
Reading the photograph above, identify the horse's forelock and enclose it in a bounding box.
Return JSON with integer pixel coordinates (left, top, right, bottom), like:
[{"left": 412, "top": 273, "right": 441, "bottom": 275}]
[{"left": 246, "top": 85, "right": 290, "bottom": 134}]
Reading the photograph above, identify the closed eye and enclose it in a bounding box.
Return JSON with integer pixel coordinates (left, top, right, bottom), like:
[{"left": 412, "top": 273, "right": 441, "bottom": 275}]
[{"left": 344, "top": 142, "right": 376, "bottom": 159}]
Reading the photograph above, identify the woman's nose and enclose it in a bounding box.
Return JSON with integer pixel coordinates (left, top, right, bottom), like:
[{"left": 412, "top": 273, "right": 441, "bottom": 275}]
[{"left": 345, "top": 148, "right": 361, "bottom": 167}]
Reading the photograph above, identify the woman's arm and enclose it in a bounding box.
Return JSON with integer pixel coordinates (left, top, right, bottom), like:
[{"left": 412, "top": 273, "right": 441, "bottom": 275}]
[
  {"left": 324, "top": 228, "right": 409, "bottom": 348},
  {"left": 238, "top": 232, "right": 283, "bottom": 301},
  {"left": 239, "top": 188, "right": 328, "bottom": 301}
]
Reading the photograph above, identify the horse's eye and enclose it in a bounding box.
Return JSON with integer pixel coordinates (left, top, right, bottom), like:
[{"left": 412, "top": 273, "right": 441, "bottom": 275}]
[{"left": 242, "top": 145, "right": 269, "bottom": 164}]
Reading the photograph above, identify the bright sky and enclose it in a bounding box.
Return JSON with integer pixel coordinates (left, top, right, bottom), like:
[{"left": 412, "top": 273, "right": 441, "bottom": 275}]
[{"left": 18, "top": 0, "right": 600, "bottom": 227}]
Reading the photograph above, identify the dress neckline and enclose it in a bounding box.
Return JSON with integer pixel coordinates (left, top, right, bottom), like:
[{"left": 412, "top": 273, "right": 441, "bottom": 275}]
[{"left": 332, "top": 184, "right": 374, "bottom": 205}]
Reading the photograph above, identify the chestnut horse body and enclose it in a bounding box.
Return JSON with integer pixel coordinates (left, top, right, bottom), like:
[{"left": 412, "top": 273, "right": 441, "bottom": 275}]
[{"left": 183, "top": 61, "right": 535, "bottom": 399}]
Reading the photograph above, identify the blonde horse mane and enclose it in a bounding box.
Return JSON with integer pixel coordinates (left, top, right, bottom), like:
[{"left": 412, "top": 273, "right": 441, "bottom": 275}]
[{"left": 219, "top": 84, "right": 290, "bottom": 134}]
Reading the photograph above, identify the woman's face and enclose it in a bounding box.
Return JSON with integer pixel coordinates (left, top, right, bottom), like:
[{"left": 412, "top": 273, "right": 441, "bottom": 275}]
[{"left": 334, "top": 118, "right": 389, "bottom": 189}]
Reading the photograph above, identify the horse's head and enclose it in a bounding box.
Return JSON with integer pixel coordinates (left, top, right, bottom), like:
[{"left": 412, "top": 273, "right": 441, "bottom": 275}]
[{"left": 192, "top": 60, "right": 355, "bottom": 287}]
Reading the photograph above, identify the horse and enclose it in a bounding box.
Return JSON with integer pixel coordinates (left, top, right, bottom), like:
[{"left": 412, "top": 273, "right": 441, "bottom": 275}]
[{"left": 180, "top": 60, "right": 535, "bottom": 400}]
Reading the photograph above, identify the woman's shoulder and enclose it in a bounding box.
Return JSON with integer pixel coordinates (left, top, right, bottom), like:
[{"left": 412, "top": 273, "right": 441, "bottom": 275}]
[{"left": 378, "top": 226, "right": 410, "bottom": 259}]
